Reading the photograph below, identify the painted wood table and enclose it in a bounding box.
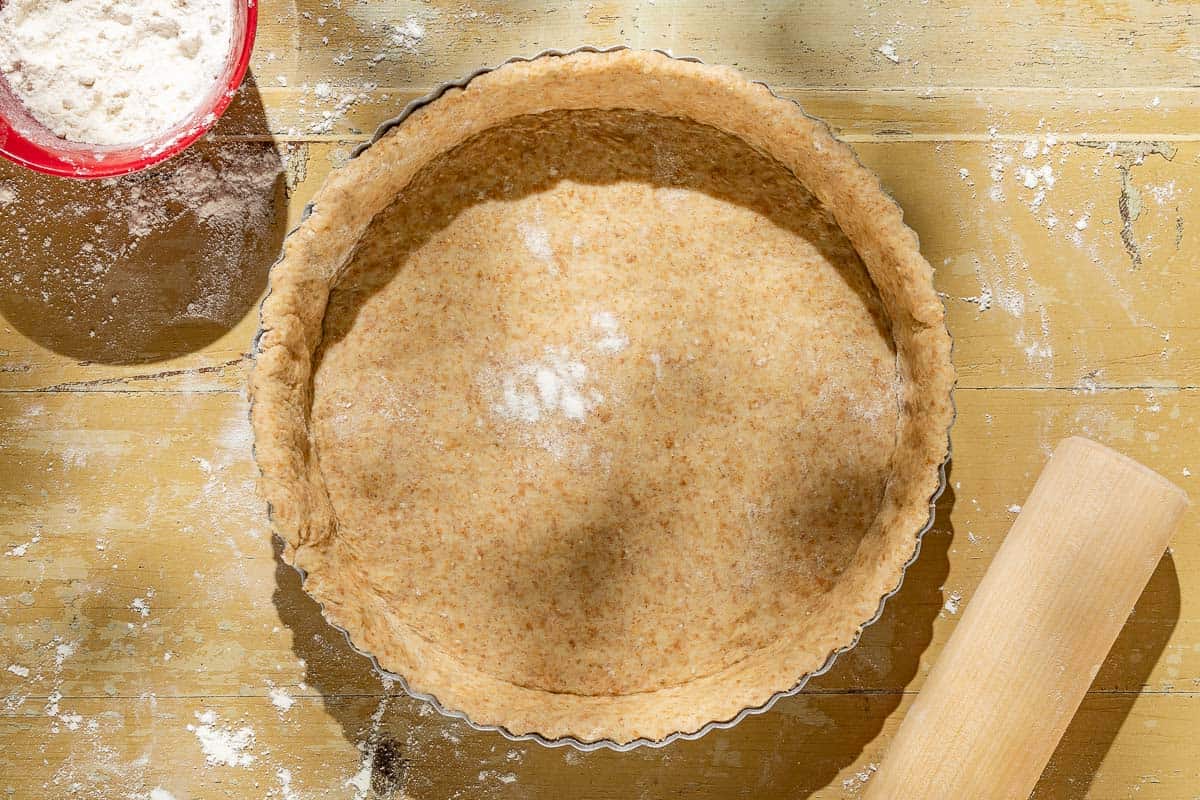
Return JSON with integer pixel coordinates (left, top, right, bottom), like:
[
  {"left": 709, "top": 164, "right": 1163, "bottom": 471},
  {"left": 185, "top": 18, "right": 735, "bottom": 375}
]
[{"left": 2, "top": 2, "right": 1198, "bottom": 797}]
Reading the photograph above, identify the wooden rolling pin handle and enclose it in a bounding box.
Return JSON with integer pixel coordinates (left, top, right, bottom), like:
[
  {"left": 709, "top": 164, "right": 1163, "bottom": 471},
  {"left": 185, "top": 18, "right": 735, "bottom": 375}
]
[{"left": 864, "top": 437, "right": 1188, "bottom": 800}]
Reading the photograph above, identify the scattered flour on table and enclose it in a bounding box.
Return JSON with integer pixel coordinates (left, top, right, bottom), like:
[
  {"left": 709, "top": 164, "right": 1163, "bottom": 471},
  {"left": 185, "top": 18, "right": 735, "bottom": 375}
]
[
  {"left": 0, "top": 143, "right": 282, "bottom": 362},
  {"left": 193, "top": 406, "right": 259, "bottom": 518},
  {"left": 943, "top": 592, "right": 962, "bottom": 615},
  {"left": 995, "top": 284, "right": 1025, "bottom": 317},
  {"left": 55, "top": 640, "right": 77, "bottom": 668},
  {"left": 877, "top": 39, "right": 900, "bottom": 62},
  {"left": 345, "top": 682, "right": 393, "bottom": 800},
  {"left": 478, "top": 770, "right": 518, "bottom": 785},
  {"left": 187, "top": 709, "right": 256, "bottom": 767},
  {"left": 842, "top": 763, "right": 878, "bottom": 793},
  {"left": 277, "top": 768, "right": 300, "bottom": 800},
  {"left": 950, "top": 154, "right": 1060, "bottom": 378},
  {"left": 120, "top": 146, "right": 279, "bottom": 241},
  {"left": 0, "top": 0, "right": 232, "bottom": 145},
  {"left": 303, "top": 81, "right": 377, "bottom": 135},
  {"left": 960, "top": 283, "right": 992, "bottom": 312},
  {"left": 1018, "top": 163, "right": 1054, "bottom": 191},
  {"left": 1146, "top": 180, "right": 1177, "bottom": 206},
  {"left": 991, "top": 134, "right": 1098, "bottom": 244},
  {"left": 389, "top": 16, "right": 425, "bottom": 51},
  {"left": 960, "top": 263, "right": 1024, "bottom": 319},
  {"left": 986, "top": 134, "right": 1009, "bottom": 203},
  {"left": 149, "top": 790, "right": 177, "bottom": 800},
  {"left": 4, "top": 532, "right": 40, "bottom": 557},
  {"left": 269, "top": 686, "right": 295, "bottom": 712},
  {"left": 345, "top": 3, "right": 435, "bottom": 64},
  {"left": 45, "top": 689, "right": 62, "bottom": 716},
  {"left": 7, "top": 664, "right": 30, "bottom": 678}
]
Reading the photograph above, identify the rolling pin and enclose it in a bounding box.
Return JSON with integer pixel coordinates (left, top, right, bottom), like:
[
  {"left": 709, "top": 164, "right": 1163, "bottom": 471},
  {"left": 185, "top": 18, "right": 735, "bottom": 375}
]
[{"left": 864, "top": 436, "right": 1188, "bottom": 800}]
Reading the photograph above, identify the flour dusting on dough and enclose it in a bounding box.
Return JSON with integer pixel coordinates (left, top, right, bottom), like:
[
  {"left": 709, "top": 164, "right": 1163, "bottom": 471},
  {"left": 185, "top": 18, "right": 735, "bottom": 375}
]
[
  {"left": 517, "top": 220, "right": 554, "bottom": 264},
  {"left": 489, "top": 347, "right": 601, "bottom": 425},
  {"left": 482, "top": 311, "right": 634, "bottom": 459},
  {"left": 590, "top": 311, "right": 629, "bottom": 354}
]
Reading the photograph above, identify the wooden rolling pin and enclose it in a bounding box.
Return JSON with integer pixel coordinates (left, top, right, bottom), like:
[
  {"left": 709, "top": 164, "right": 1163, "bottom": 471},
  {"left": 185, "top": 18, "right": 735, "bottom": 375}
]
[{"left": 864, "top": 436, "right": 1188, "bottom": 800}]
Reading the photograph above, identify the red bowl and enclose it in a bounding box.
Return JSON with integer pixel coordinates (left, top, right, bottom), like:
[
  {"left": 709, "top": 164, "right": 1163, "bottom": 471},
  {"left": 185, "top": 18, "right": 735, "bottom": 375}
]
[{"left": 0, "top": 0, "right": 257, "bottom": 179}]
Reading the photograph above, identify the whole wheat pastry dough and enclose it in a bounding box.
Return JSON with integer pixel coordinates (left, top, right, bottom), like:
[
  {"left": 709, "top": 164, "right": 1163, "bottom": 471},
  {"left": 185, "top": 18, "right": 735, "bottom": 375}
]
[{"left": 251, "top": 50, "right": 953, "bottom": 744}]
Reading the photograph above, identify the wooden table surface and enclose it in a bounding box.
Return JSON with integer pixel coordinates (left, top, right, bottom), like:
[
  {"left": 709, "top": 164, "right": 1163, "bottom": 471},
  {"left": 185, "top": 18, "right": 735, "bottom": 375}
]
[{"left": 2, "top": 2, "right": 1198, "bottom": 798}]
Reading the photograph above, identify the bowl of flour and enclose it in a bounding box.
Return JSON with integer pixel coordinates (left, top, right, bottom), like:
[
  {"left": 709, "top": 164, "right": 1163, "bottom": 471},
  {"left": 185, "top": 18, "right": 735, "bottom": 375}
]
[{"left": 0, "top": 0, "right": 256, "bottom": 178}]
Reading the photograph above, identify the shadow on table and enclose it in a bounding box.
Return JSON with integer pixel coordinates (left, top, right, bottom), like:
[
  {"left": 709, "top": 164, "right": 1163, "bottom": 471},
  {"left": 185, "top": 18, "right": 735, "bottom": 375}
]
[
  {"left": 271, "top": 476, "right": 956, "bottom": 799},
  {"left": 0, "top": 73, "right": 284, "bottom": 365},
  {"left": 1032, "top": 552, "right": 1180, "bottom": 799}
]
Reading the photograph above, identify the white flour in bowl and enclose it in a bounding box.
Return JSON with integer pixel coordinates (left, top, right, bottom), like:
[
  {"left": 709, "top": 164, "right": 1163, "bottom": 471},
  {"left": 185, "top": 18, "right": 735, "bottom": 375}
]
[{"left": 0, "top": 0, "right": 233, "bottom": 146}]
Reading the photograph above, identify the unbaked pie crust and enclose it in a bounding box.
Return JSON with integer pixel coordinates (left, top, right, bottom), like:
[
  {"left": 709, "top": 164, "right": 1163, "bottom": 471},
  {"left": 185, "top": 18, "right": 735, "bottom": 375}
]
[{"left": 251, "top": 49, "right": 954, "bottom": 745}]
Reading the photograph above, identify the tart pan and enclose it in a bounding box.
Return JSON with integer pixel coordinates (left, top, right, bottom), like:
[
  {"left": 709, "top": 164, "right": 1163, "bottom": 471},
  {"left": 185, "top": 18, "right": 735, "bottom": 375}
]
[{"left": 250, "top": 46, "right": 954, "bottom": 749}]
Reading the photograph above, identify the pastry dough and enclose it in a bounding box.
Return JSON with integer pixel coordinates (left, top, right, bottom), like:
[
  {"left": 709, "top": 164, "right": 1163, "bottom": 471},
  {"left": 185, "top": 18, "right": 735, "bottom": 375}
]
[{"left": 251, "top": 50, "right": 953, "bottom": 744}]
